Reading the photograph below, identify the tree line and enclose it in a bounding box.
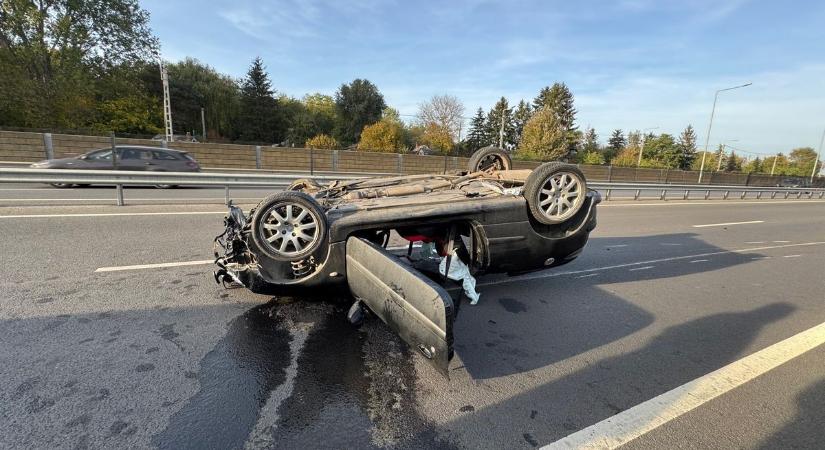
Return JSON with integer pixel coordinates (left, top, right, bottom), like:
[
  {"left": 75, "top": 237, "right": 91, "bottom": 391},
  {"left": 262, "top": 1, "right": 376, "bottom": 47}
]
[{"left": 0, "top": 0, "right": 820, "bottom": 176}]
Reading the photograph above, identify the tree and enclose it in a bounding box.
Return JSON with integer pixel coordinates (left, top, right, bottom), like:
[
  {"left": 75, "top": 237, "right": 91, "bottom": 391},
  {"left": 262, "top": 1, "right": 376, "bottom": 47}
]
[
  {"left": 305, "top": 134, "right": 338, "bottom": 149},
  {"left": 485, "top": 97, "right": 516, "bottom": 149},
  {"left": 358, "top": 119, "right": 404, "bottom": 152},
  {"left": 464, "top": 108, "right": 489, "bottom": 152},
  {"left": 691, "top": 151, "right": 718, "bottom": 171},
  {"left": 417, "top": 94, "right": 465, "bottom": 141},
  {"left": 611, "top": 147, "right": 640, "bottom": 167},
  {"left": 580, "top": 150, "right": 605, "bottom": 165},
  {"left": 677, "top": 125, "right": 698, "bottom": 170},
  {"left": 419, "top": 123, "right": 454, "bottom": 154},
  {"left": 641, "top": 133, "right": 681, "bottom": 168},
  {"left": 236, "top": 57, "right": 281, "bottom": 143},
  {"left": 334, "top": 79, "right": 386, "bottom": 146},
  {"left": 743, "top": 157, "right": 763, "bottom": 173},
  {"left": 516, "top": 107, "right": 567, "bottom": 161},
  {"left": 165, "top": 58, "right": 240, "bottom": 139},
  {"left": 0, "top": 0, "right": 159, "bottom": 129},
  {"left": 724, "top": 150, "right": 741, "bottom": 172},
  {"left": 532, "top": 82, "right": 577, "bottom": 152},
  {"left": 513, "top": 100, "right": 532, "bottom": 145},
  {"left": 605, "top": 129, "right": 626, "bottom": 162},
  {"left": 303, "top": 93, "right": 337, "bottom": 137},
  {"left": 788, "top": 147, "right": 820, "bottom": 176},
  {"left": 581, "top": 127, "right": 599, "bottom": 153}
]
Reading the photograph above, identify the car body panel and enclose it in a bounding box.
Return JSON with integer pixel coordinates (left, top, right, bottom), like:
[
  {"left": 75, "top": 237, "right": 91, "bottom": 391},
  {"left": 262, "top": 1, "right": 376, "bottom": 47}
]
[{"left": 346, "top": 237, "right": 454, "bottom": 376}]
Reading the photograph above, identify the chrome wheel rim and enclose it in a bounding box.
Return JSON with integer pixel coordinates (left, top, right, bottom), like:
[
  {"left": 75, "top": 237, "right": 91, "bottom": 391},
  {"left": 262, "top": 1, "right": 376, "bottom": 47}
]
[
  {"left": 260, "top": 203, "right": 319, "bottom": 257},
  {"left": 538, "top": 172, "right": 584, "bottom": 221}
]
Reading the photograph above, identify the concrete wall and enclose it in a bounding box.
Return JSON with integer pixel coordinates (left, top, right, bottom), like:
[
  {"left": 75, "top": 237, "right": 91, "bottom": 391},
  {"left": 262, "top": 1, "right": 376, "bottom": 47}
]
[{"left": 1, "top": 130, "right": 820, "bottom": 187}]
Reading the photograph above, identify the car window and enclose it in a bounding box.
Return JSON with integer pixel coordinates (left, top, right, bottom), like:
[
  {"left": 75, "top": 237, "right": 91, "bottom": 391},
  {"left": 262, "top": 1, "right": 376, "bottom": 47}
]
[
  {"left": 152, "top": 151, "right": 179, "bottom": 160},
  {"left": 86, "top": 150, "right": 112, "bottom": 161},
  {"left": 121, "top": 149, "right": 153, "bottom": 160}
]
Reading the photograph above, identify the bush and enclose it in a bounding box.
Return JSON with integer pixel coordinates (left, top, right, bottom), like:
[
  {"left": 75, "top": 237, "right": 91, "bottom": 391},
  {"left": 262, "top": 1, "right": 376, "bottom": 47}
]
[
  {"left": 305, "top": 134, "right": 339, "bottom": 149},
  {"left": 358, "top": 121, "right": 403, "bottom": 152}
]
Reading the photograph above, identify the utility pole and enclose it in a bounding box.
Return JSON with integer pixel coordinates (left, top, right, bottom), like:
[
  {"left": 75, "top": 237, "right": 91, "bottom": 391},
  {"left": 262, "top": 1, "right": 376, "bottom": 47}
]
[
  {"left": 698, "top": 82, "right": 752, "bottom": 183},
  {"left": 201, "top": 107, "right": 206, "bottom": 142},
  {"left": 717, "top": 144, "right": 726, "bottom": 171},
  {"left": 636, "top": 127, "right": 659, "bottom": 167},
  {"left": 813, "top": 127, "right": 825, "bottom": 183},
  {"left": 160, "top": 60, "right": 173, "bottom": 142},
  {"left": 770, "top": 154, "right": 778, "bottom": 175},
  {"left": 498, "top": 113, "right": 505, "bottom": 149}
]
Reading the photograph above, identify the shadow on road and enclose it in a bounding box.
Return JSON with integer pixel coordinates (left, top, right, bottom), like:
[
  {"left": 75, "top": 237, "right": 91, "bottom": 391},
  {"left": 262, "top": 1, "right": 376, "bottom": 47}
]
[
  {"left": 758, "top": 376, "right": 825, "bottom": 449},
  {"left": 456, "top": 233, "right": 760, "bottom": 379},
  {"left": 439, "top": 302, "right": 794, "bottom": 448}
]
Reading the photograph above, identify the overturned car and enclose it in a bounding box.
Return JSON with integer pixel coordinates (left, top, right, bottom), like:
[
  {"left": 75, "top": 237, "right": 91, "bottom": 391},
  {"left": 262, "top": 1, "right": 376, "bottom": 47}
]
[{"left": 214, "top": 147, "right": 600, "bottom": 375}]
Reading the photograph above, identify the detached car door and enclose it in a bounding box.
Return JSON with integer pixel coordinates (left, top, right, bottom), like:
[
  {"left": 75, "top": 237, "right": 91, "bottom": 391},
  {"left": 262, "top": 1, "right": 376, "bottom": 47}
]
[{"left": 346, "top": 237, "right": 455, "bottom": 376}]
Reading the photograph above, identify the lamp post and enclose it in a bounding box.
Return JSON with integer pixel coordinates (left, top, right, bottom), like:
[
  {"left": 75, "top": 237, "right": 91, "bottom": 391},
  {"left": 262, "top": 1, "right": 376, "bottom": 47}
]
[
  {"left": 698, "top": 82, "right": 752, "bottom": 183},
  {"left": 636, "top": 126, "right": 659, "bottom": 167}
]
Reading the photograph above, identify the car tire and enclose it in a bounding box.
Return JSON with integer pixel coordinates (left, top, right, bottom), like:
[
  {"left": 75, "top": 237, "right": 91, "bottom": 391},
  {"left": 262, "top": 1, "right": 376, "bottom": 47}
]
[
  {"left": 50, "top": 183, "right": 74, "bottom": 188},
  {"left": 524, "top": 162, "right": 587, "bottom": 225},
  {"left": 467, "top": 146, "right": 512, "bottom": 172},
  {"left": 250, "top": 191, "right": 328, "bottom": 261}
]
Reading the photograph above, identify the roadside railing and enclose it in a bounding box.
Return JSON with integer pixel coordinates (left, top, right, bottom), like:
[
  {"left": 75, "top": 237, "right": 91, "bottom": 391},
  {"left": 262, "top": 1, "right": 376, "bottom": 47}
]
[{"left": 0, "top": 168, "right": 823, "bottom": 206}]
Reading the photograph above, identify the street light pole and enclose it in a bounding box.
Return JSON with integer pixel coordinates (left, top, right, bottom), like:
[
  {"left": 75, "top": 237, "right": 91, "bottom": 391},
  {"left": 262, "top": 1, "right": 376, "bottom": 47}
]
[
  {"left": 813, "top": 127, "right": 825, "bottom": 183},
  {"left": 636, "top": 126, "right": 659, "bottom": 167},
  {"left": 698, "top": 82, "right": 752, "bottom": 183}
]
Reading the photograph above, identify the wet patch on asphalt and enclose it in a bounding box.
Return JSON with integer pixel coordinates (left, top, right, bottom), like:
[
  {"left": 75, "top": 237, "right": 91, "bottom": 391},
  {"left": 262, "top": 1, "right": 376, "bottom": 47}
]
[{"left": 153, "top": 301, "right": 292, "bottom": 450}]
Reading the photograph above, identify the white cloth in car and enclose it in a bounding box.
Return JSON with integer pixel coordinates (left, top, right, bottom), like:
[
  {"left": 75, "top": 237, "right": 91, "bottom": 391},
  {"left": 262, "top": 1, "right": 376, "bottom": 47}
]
[{"left": 438, "top": 253, "right": 481, "bottom": 305}]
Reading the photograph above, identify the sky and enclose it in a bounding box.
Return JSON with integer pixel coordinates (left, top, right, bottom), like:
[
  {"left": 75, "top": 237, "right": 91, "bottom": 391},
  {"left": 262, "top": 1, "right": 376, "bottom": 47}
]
[{"left": 142, "top": 0, "right": 825, "bottom": 156}]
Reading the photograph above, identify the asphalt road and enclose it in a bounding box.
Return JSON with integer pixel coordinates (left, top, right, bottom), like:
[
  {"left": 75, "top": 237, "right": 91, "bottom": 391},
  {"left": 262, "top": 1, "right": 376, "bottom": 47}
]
[{"left": 1, "top": 194, "right": 824, "bottom": 449}]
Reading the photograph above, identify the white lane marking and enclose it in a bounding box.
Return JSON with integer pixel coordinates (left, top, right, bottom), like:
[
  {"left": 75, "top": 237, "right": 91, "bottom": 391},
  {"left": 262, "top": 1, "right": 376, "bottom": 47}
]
[
  {"left": 773, "top": 240, "right": 791, "bottom": 243},
  {"left": 576, "top": 273, "right": 599, "bottom": 278},
  {"left": 783, "top": 254, "right": 802, "bottom": 258},
  {"left": 601, "top": 200, "right": 825, "bottom": 207},
  {"left": 745, "top": 241, "right": 766, "bottom": 244},
  {"left": 542, "top": 321, "right": 825, "bottom": 450},
  {"left": 629, "top": 266, "right": 654, "bottom": 271},
  {"left": 479, "top": 241, "right": 825, "bottom": 287},
  {"left": 660, "top": 243, "right": 682, "bottom": 246},
  {"left": 692, "top": 220, "right": 764, "bottom": 228},
  {"left": 608, "top": 244, "right": 629, "bottom": 248},
  {"left": 95, "top": 259, "right": 213, "bottom": 272},
  {"left": 0, "top": 188, "right": 75, "bottom": 191},
  {"left": 752, "top": 256, "right": 771, "bottom": 260},
  {"left": 0, "top": 211, "right": 225, "bottom": 219},
  {"left": 689, "top": 259, "right": 709, "bottom": 263}
]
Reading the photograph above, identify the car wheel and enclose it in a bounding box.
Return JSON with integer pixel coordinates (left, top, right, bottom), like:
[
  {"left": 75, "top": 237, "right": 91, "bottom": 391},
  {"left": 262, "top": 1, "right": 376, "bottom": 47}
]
[
  {"left": 250, "top": 191, "right": 328, "bottom": 261},
  {"left": 50, "top": 183, "right": 74, "bottom": 188},
  {"left": 467, "top": 146, "right": 512, "bottom": 172},
  {"left": 524, "top": 162, "right": 587, "bottom": 225}
]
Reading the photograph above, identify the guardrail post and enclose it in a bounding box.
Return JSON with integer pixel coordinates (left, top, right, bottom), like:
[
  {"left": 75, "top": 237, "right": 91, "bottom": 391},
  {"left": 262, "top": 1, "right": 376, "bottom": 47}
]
[
  {"left": 819, "top": 192, "right": 824, "bottom": 199},
  {"left": 605, "top": 189, "right": 611, "bottom": 201},
  {"left": 723, "top": 190, "right": 729, "bottom": 199},
  {"left": 740, "top": 191, "right": 746, "bottom": 199},
  {"left": 634, "top": 189, "right": 640, "bottom": 200},
  {"left": 757, "top": 191, "right": 763, "bottom": 199},
  {"left": 310, "top": 148, "right": 315, "bottom": 175},
  {"left": 397, "top": 154, "right": 403, "bottom": 174},
  {"left": 660, "top": 189, "right": 666, "bottom": 200},
  {"left": 784, "top": 192, "right": 790, "bottom": 199},
  {"left": 225, "top": 186, "right": 230, "bottom": 205},
  {"left": 808, "top": 192, "right": 814, "bottom": 199},
  {"left": 332, "top": 150, "right": 339, "bottom": 171},
  {"left": 771, "top": 191, "right": 777, "bottom": 199},
  {"left": 43, "top": 133, "right": 54, "bottom": 160},
  {"left": 797, "top": 192, "right": 802, "bottom": 199},
  {"left": 607, "top": 165, "right": 613, "bottom": 182},
  {"left": 116, "top": 184, "right": 124, "bottom": 206},
  {"left": 255, "top": 145, "right": 262, "bottom": 169},
  {"left": 683, "top": 190, "right": 689, "bottom": 200},
  {"left": 705, "top": 190, "right": 710, "bottom": 200}
]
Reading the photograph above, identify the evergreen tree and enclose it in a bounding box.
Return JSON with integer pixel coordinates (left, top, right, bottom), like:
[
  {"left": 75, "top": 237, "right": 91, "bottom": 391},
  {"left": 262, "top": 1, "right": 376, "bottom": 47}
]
[
  {"left": 532, "top": 82, "right": 577, "bottom": 153},
  {"left": 465, "top": 107, "right": 489, "bottom": 151},
  {"left": 725, "top": 150, "right": 739, "bottom": 172},
  {"left": 582, "top": 127, "right": 599, "bottom": 153},
  {"left": 605, "top": 129, "right": 626, "bottom": 162},
  {"left": 516, "top": 106, "right": 568, "bottom": 161},
  {"left": 513, "top": 100, "right": 532, "bottom": 144},
  {"left": 485, "top": 97, "right": 516, "bottom": 149},
  {"left": 237, "top": 57, "right": 281, "bottom": 143},
  {"left": 677, "top": 124, "right": 698, "bottom": 170},
  {"left": 334, "top": 79, "right": 386, "bottom": 146}
]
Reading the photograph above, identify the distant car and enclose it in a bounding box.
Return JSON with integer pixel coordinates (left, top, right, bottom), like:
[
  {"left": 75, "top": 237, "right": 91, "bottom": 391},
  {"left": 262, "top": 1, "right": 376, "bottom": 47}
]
[
  {"left": 213, "top": 146, "right": 600, "bottom": 375},
  {"left": 29, "top": 145, "right": 202, "bottom": 188}
]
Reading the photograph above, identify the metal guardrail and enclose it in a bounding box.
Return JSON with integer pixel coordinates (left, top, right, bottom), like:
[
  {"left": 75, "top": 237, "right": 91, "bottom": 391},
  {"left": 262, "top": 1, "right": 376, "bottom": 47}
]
[
  {"left": 0, "top": 168, "right": 823, "bottom": 206},
  {"left": 590, "top": 182, "right": 825, "bottom": 201}
]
